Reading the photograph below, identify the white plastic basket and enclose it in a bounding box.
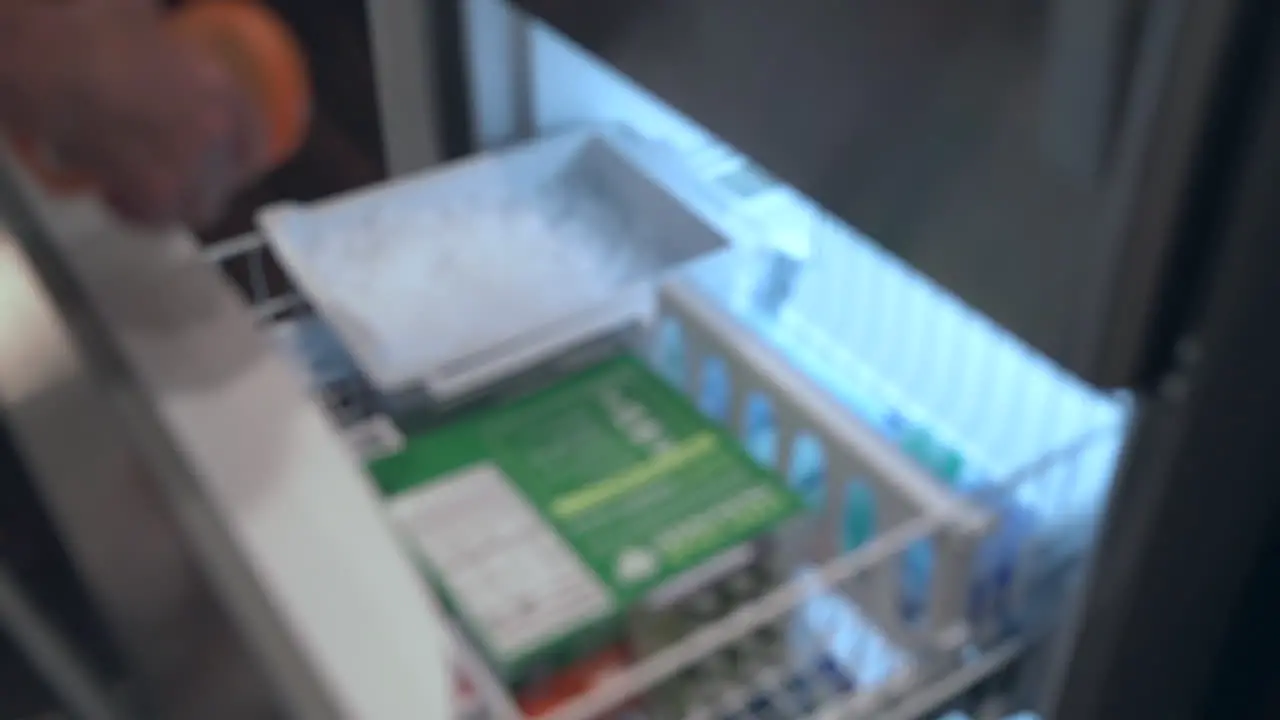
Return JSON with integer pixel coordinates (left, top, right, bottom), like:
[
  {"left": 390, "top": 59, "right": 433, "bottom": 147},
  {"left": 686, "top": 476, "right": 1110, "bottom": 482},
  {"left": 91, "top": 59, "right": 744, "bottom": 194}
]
[
  {"left": 654, "top": 264, "right": 991, "bottom": 651},
  {"left": 202, "top": 231, "right": 1038, "bottom": 719},
  {"left": 673, "top": 129, "right": 1131, "bottom": 649},
  {"left": 201, "top": 110, "right": 1130, "bottom": 711}
]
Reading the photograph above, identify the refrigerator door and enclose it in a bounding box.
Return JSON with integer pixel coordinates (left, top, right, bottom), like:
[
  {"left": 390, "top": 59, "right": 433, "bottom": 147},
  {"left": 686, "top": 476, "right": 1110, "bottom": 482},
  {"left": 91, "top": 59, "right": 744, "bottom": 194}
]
[
  {"left": 516, "top": 0, "right": 1235, "bottom": 387},
  {"left": 1050, "top": 1, "right": 1280, "bottom": 717}
]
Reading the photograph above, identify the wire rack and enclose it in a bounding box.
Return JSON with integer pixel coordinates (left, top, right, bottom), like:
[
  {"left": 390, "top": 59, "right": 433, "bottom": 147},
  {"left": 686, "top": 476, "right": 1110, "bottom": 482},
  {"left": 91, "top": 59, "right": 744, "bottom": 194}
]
[
  {"left": 202, "top": 209, "right": 1114, "bottom": 718},
  {"left": 677, "top": 137, "right": 1130, "bottom": 647}
]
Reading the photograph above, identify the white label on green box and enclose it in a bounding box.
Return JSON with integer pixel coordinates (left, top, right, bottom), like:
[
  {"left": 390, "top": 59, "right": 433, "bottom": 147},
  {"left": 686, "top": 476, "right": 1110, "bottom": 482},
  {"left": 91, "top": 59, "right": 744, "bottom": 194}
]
[{"left": 389, "top": 462, "right": 615, "bottom": 661}]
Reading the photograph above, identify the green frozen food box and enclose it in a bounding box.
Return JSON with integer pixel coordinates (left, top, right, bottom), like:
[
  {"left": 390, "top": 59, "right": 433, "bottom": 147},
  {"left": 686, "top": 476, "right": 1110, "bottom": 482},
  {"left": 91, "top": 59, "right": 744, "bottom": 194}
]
[{"left": 371, "top": 355, "right": 804, "bottom": 682}]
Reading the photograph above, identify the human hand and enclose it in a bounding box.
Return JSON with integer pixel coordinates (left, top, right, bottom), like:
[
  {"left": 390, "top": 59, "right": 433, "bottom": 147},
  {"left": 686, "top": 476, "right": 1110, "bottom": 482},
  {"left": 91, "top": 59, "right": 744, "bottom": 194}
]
[{"left": 0, "top": 0, "right": 270, "bottom": 227}]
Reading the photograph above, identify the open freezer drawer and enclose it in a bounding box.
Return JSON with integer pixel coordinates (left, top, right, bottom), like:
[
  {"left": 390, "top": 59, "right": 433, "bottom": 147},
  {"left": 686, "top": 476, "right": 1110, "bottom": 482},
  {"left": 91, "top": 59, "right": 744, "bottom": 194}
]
[
  {"left": 237, "top": 235, "right": 1013, "bottom": 720},
  {"left": 0, "top": 131, "right": 1020, "bottom": 720},
  {"left": 0, "top": 136, "right": 1126, "bottom": 720},
  {"left": 202, "top": 62, "right": 1129, "bottom": 715},
  {"left": 220, "top": 216, "right": 1112, "bottom": 720}
]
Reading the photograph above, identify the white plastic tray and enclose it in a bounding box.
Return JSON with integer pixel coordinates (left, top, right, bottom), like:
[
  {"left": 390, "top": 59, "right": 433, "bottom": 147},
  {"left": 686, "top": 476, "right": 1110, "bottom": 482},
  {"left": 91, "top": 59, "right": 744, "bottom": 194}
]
[{"left": 258, "top": 127, "right": 729, "bottom": 402}]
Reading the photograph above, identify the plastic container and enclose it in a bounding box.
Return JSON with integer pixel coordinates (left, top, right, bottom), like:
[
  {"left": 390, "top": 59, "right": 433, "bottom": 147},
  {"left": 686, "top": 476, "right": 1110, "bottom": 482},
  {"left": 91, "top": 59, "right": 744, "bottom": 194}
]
[
  {"left": 202, "top": 230, "right": 1033, "bottom": 720},
  {"left": 259, "top": 127, "right": 729, "bottom": 404}
]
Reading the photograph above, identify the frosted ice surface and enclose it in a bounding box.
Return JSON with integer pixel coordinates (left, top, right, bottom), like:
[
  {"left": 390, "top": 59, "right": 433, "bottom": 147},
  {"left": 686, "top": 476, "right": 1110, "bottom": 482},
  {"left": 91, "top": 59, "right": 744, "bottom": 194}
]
[{"left": 305, "top": 185, "right": 640, "bottom": 378}]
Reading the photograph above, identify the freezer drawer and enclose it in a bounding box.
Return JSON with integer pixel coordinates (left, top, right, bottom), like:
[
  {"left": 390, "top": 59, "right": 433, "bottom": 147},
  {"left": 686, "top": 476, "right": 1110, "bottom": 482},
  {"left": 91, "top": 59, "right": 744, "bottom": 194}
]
[
  {"left": 515, "top": 0, "right": 1237, "bottom": 387},
  {"left": 0, "top": 157, "right": 451, "bottom": 719}
]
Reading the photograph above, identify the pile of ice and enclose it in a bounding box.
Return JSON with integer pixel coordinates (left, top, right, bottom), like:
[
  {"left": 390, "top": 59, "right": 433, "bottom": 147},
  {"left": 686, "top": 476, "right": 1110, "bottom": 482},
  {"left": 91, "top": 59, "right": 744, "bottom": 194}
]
[{"left": 305, "top": 187, "right": 640, "bottom": 376}]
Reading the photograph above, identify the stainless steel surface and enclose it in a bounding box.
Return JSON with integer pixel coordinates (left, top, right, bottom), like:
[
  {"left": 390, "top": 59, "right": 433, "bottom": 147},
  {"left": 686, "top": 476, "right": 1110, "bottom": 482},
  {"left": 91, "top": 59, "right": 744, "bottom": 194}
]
[
  {"left": 462, "top": 0, "right": 535, "bottom": 149},
  {"left": 367, "top": 0, "right": 446, "bottom": 174},
  {"left": 0, "top": 226, "right": 285, "bottom": 719},
  {"left": 0, "top": 156, "right": 451, "bottom": 718},
  {"left": 517, "top": 0, "right": 1235, "bottom": 387},
  {"left": 1042, "top": 0, "right": 1146, "bottom": 180}
]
